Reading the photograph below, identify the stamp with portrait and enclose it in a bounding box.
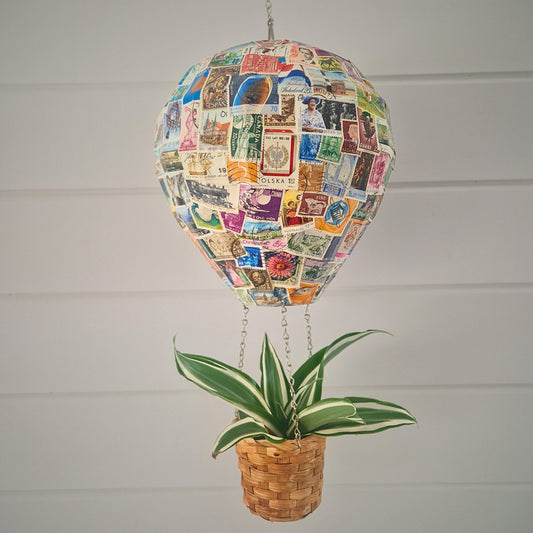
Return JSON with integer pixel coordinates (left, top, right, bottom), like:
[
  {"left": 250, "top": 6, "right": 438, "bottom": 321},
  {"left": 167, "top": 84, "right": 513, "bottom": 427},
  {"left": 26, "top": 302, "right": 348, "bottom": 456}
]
[
  {"left": 317, "top": 135, "right": 343, "bottom": 164},
  {"left": 241, "top": 268, "right": 273, "bottom": 290},
  {"left": 341, "top": 119, "right": 359, "bottom": 155}
]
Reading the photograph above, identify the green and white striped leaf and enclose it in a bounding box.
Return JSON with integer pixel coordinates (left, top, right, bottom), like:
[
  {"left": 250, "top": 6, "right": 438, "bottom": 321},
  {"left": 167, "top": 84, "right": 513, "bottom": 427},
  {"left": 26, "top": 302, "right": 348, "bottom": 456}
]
[
  {"left": 260, "top": 334, "right": 290, "bottom": 423},
  {"left": 298, "top": 398, "right": 362, "bottom": 436},
  {"left": 310, "top": 396, "right": 416, "bottom": 437},
  {"left": 293, "top": 330, "right": 388, "bottom": 410},
  {"left": 174, "top": 342, "right": 283, "bottom": 436},
  {"left": 212, "top": 417, "right": 286, "bottom": 458}
]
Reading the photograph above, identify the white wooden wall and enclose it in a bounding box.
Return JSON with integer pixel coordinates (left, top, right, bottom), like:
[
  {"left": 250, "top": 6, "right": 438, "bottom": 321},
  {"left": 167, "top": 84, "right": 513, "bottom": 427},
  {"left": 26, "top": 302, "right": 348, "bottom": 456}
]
[{"left": 1, "top": 1, "right": 533, "bottom": 531}]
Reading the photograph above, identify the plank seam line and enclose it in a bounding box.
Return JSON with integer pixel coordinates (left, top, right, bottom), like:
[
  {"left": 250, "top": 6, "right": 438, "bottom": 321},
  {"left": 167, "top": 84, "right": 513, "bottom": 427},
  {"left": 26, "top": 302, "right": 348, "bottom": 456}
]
[
  {"left": 1, "top": 383, "right": 532, "bottom": 400},
  {"left": 1, "top": 179, "right": 532, "bottom": 198},
  {"left": 1, "top": 481, "right": 532, "bottom": 497},
  {"left": 0, "top": 70, "right": 531, "bottom": 91},
  {"left": 1, "top": 282, "right": 532, "bottom": 300}
]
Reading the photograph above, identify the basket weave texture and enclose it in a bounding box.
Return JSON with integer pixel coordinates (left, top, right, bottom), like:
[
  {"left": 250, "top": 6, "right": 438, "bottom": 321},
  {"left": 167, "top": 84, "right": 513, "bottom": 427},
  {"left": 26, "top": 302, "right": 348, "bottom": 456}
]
[{"left": 235, "top": 435, "right": 326, "bottom": 522}]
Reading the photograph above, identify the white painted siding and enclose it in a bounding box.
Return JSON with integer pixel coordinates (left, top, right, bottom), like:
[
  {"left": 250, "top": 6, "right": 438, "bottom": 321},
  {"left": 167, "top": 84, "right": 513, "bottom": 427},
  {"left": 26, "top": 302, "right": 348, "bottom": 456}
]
[{"left": 1, "top": 1, "right": 532, "bottom": 531}]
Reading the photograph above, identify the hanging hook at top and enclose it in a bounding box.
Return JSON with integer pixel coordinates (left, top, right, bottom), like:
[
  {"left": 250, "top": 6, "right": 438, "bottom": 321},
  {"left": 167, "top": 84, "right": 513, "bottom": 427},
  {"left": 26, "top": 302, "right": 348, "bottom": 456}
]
[{"left": 266, "top": 0, "right": 275, "bottom": 41}]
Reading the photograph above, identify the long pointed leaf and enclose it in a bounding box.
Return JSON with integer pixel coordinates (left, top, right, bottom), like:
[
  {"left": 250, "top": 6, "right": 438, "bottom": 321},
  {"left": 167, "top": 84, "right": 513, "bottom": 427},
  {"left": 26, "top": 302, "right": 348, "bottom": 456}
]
[
  {"left": 311, "top": 396, "right": 416, "bottom": 436},
  {"left": 212, "top": 418, "right": 286, "bottom": 458},
  {"left": 298, "top": 398, "right": 362, "bottom": 435},
  {"left": 293, "top": 330, "right": 388, "bottom": 409},
  {"left": 260, "top": 334, "right": 290, "bottom": 423},
  {"left": 174, "top": 342, "right": 283, "bottom": 436}
]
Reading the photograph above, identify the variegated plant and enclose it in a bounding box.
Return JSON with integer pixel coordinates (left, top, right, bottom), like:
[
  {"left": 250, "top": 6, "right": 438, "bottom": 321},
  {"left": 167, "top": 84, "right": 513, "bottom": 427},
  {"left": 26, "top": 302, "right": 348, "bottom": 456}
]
[{"left": 174, "top": 330, "right": 416, "bottom": 457}]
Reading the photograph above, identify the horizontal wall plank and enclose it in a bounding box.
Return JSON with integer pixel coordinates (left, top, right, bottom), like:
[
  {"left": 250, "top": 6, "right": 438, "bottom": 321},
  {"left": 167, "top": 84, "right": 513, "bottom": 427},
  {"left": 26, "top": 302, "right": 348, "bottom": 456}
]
[
  {"left": 1, "top": 0, "right": 532, "bottom": 84},
  {"left": 0, "top": 187, "right": 532, "bottom": 294},
  {"left": 1, "top": 389, "right": 531, "bottom": 491},
  {"left": 1, "top": 79, "right": 532, "bottom": 191},
  {"left": 1, "top": 289, "right": 532, "bottom": 394},
  {"left": 1, "top": 485, "right": 532, "bottom": 533}
]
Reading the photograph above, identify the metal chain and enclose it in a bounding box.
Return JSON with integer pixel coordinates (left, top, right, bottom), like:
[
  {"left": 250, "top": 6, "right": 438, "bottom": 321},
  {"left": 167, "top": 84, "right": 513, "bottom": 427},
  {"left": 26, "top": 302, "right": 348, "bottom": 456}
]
[
  {"left": 304, "top": 304, "right": 313, "bottom": 359},
  {"left": 281, "top": 304, "right": 301, "bottom": 447},
  {"left": 235, "top": 304, "right": 249, "bottom": 419},
  {"left": 265, "top": 0, "right": 275, "bottom": 41}
]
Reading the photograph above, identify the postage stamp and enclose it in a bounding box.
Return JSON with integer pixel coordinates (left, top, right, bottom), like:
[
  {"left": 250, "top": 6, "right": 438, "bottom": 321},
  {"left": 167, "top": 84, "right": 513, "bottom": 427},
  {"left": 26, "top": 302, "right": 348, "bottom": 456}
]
[
  {"left": 241, "top": 220, "right": 286, "bottom": 250},
  {"left": 229, "top": 114, "right": 263, "bottom": 161},
  {"left": 239, "top": 185, "right": 283, "bottom": 221},
  {"left": 301, "top": 259, "right": 340, "bottom": 283},
  {"left": 280, "top": 190, "right": 313, "bottom": 231},
  {"left": 315, "top": 198, "right": 359, "bottom": 235},
  {"left": 202, "top": 66, "right": 238, "bottom": 110},
  {"left": 174, "top": 206, "right": 209, "bottom": 237},
  {"left": 260, "top": 129, "right": 297, "bottom": 186},
  {"left": 250, "top": 288, "right": 289, "bottom": 306},
  {"left": 341, "top": 119, "right": 359, "bottom": 154},
  {"left": 183, "top": 68, "right": 209, "bottom": 105},
  {"left": 299, "top": 133, "right": 322, "bottom": 162},
  {"left": 351, "top": 194, "right": 383, "bottom": 223},
  {"left": 186, "top": 178, "right": 239, "bottom": 211},
  {"left": 298, "top": 161, "right": 325, "bottom": 192},
  {"left": 236, "top": 246, "right": 263, "bottom": 269},
  {"left": 220, "top": 209, "right": 246, "bottom": 234},
  {"left": 201, "top": 232, "right": 247, "bottom": 260},
  {"left": 229, "top": 73, "right": 280, "bottom": 115},
  {"left": 163, "top": 101, "right": 181, "bottom": 141},
  {"left": 296, "top": 192, "right": 329, "bottom": 217},
  {"left": 181, "top": 152, "right": 228, "bottom": 180},
  {"left": 160, "top": 150, "right": 182, "bottom": 173},
  {"left": 209, "top": 50, "right": 243, "bottom": 67},
  {"left": 241, "top": 54, "right": 282, "bottom": 75},
  {"left": 216, "top": 260, "right": 251, "bottom": 287},
  {"left": 227, "top": 160, "right": 259, "bottom": 183},
  {"left": 324, "top": 71, "right": 356, "bottom": 98},
  {"left": 367, "top": 151, "right": 391, "bottom": 194},
  {"left": 264, "top": 251, "right": 303, "bottom": 287},
  {"left": 241, "top": 268, "right": 273, "bottom": 290},
  {"left": 317, "top": 56, "right": 344, "bottom": 72},
  {"left": 317, "top": 135, "right": 343, "bottom": 164},
  {"left": 235, "top": 288, "right": 255, "bottom": 306},
  {"left": 351, "top": 152, "right": 375, "bottom": 190},
  {"left": 278, "top": 65, "right": 312, "bottom": 94},
  {"left": 287, "top": 230, "right": 332, "bottom": 259},
  {"left": 335, "top": 221, "right": 366, "bottom": 258},
  {"left": 356, "top": 86, "right": 387, "bottom": 120},
  {"left": 198, "top": 108, "right": 231, "bottom": 151},
  {"left": 376, "top": 116, "right": 395, "bottom": 153},
  {"left": 339, "top": 57, "right": 364, "bottom": 83},
  {"left": 322, "top": 154, "right": 357, "bottom": 197},
  {"left": 190, "top": 203, "right": 223, "bottom": 231},
  {"left": 287, "top": 283, "right": 319, "bottom": 305},
  {"left": 286, "top": 44, "right": 319, "bottom": 67},
  {"left": 264, "top": 95, "right": 296, "bottom": 127},
  {"left": 321, "top": 235, "right": 344, "bottom": 261},
  {"left": 357, "top": 108, "right": 379, "bottom": 153},
  {"left": 178, "top": 102, "right": 200, "bottom": 152}
]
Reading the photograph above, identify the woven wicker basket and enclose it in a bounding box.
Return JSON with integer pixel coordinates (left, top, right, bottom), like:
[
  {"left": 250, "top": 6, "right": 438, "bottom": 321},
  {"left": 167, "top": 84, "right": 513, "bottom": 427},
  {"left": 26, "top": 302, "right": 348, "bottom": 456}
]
[{"left": 235, "top": 435, "right": 326, "bottom": 522}]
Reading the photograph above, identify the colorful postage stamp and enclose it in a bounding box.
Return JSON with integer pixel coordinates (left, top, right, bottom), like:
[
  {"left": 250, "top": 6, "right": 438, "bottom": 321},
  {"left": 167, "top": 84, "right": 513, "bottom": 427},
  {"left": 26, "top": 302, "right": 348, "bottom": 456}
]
[
  {"left": 239, "top": 185, "right": 283, "bottom": 221},
  {"left": 201, "top": 232, "right": 247, "bottom": 260},
  {"left": 159, "top": 150, "right": 182, "bottom": 173},
  {"left": 216, "top": 260, "right": 251, "bottom": 287},
  {"left": 322, "top": 154, "right": 357, "bottom": 196},
  {"left": 298, "top": 161, "right": 325, "bottom": 191},
  {"left": 264, "top": 251, "right": 303, "bottom": 287},
  {"left": 287, "top": 230, "right": 332, "bottom": 259},
  {"left": 227, "top": 160, "right": 259, "bottom": 183},
  {"left": 202, "top": 66, "right": 238, "bottom": 110},
  {"left": 287, "top": 44, "right": 319, "bottom": 67},
  {"left": 297, "top": 192, "right": 329, "bottom": 217},
  {"left": 163, "top": 101, "right": 181, "bottom": 141},
  {"left": 367, "top": 151, "right": 391, "bottom": 194},
  {"left": 241, "top": 54, "right": 282, "bottom": 75},
  {"left": 220, "top": 209, "right": 246, "bottom": 233},
  {"left": 183, "top": 68, "right": 209, "bottom": 104},
  {"left": 186, "top": 178, "right": 239, "bottom": 211},
  {"left": 288, "top": 283, "right": 319, "bottom": 305},
  {"left": 181, "top": 152, "right": 228, "bottom": 179},
  {"left": 280, "top": 190, "right": 312, "bottom": 231},
  {"left": 235, "top": 288, "right": 255, "bottom": 306},
  {"left": 241, "top": 268, "right": 273, "bottom": 290},
  {"left": 356, "top": 86, "right": 387, "bottom": 120},
  {"left": 341, "top": 119, "right": 359, "bottom": 154},
  {"left": 260, "top": 129, "right": 297, "bottom": 187},
  {"left": 178, "top": 102, "right": 200, "bottom": 152},
  {"left": 317, "top": 56, "right": 344, "bottom": 72},
  {"left": 166, "top": 172, "right": 191, "bottom": 204},
  {"left": 229, "top": 73, "right": 280, "bottom": 115},
  {"left": 198, "top": 108, "right": 231, "bottom": 151},
  {"left": 349, "top": 152, "right": 375, "bottom": 194},
  {"left": 357, "top": 108, "right": 379, "bottom": 153},
  {"left": 209, "top": 50, "right": 243, "bottom": 67},
  {"left": 299, "top": 133, "right": 322, "bottom": 161},
  {"left": 250, "top": 288, "right": 289, "bottom": 306},
  {"left": 351, "top": 194, "right": 383, "bottom": 223},
  {"left": 321, "top": 235, "right": 344, "bottom": 261},
  {"left": 315, "top": 198, "right": 359, "bottom": 235},
  {"left": 242, "top": 220, "right": 284, "bottom": 242},
  {"left": 191, "top": 203, "right": 223, "bottom": 231},
  {"left": 229, "top": 114, "right": 263, "bottom": 161},
  {"left": 335, "top": 221, "right": 366, "bottom": 258},
  {"left": 237, "top": 246, "right": 263, "bottom": 268},
  {"left": 301, "top": 259, "right": 339, "bottom": 283},
  {"left": 278, "top": 65, "right": 312, "bottom": 94},
  {"left": 324, "top": 71, "right": 356, "bottom": 98},
  {"left": 264, "top": 95, "right": 296, "bottom": 127},
  {"left": 376, "top": 116, "right": 395, "bottom": 153},
  {"left": 317, "top": 135, "right": 343, "bottom": 164}
]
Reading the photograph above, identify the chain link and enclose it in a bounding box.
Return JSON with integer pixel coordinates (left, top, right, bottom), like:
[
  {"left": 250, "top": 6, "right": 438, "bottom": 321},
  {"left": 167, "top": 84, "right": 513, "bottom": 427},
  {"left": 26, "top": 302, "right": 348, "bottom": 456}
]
[
  {"left": 235, "top": 304, "right": 249, "bottom": 419},
  {"left": 304, "top": 304, "right": 313, "bottom": 359},
  {"left": 265, "top": 0, "right": 275, "bottom": 41},
  {"left": 281, "top": 304, "right": 301, "bottom": 447}
]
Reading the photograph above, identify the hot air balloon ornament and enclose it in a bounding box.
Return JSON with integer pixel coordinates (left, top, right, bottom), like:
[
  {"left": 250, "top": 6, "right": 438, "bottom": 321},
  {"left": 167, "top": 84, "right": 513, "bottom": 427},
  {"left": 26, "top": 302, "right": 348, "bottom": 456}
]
[{"left": 155, "top": 2, "right": 414, "bottom": 523}]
